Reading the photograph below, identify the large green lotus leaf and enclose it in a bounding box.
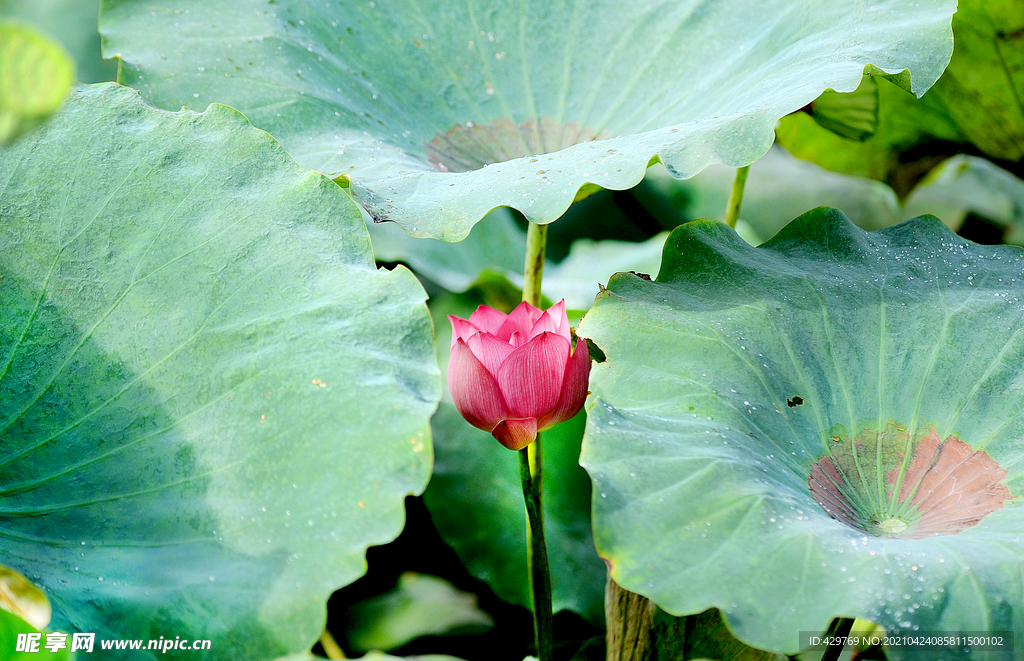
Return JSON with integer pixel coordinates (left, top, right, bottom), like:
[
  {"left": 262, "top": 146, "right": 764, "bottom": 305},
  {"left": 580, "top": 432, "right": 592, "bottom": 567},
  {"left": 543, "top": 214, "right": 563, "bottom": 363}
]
[
  {"left": 100, "top": 0, "right": 954, "bottom": 240},
  {"left": 777, "top": 0, "right": 1024, "bottom": 194},
  {"left": 578, "top": 208, "right": 1024, "bottom": 658},
  {"left": 0, "top": 0, "right": 118, "bottom": 83},
  {"left": 0, "top": 21, "right": 73, "bottom": 144},
  {"left": 0, "top": 83, "right": 438, "bottom": 659},
  {"left": 422, "top": 292, "right": 605, "bottom": 624}
]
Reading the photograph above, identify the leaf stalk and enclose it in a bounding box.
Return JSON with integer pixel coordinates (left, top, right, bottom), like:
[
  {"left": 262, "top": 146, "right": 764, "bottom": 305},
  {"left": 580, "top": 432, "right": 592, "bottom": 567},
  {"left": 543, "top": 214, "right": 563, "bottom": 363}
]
[
  {"left": 524, "top": 221, "right": 548, "bottom": 307},
  {"left": 723, "top": 165, "right": 750, "bottom": 229}
]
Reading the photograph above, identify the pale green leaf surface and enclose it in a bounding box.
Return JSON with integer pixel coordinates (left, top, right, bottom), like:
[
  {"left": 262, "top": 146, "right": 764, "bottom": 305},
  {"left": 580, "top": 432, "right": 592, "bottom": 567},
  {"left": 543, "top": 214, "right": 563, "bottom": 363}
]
[
  {"left": 344, "top": 572, "right": 492, "bottom": 653},
  {"left": 101, "top": 0, "right": 954, "bottom": 239},
  {"left": 422, "top": 293, "right": 604, "bottom": 624},
  {"left": 578, "top": 209, "right": 1024, "bottom": 658},
  {"left": 777, "top": 0, "right": 1024, "bottom": 192},
  {"left": 903, "top": 155, "right": 1024, "bottom": 243},
  {"left": 360, "top": 653, "right": 469, "bottom": 661},
  {"left": 657, "top": 148, "right": 1024, "bottom": 246},
  {"left": 807, "top": 74, "right": 880, "bottom": 143},
  {"left": 0, "top": 83, "right": 439, "bottom": 659},
  {"left": 0, "top": 0, "right": 117, "bottom": 83},
  {"left": 367, "top": 208, "right": 526, "bottom": 293},
  {"left": 653, "top": 148, "right": 903, "bottom": 243},
  {"left": 370, "top": 208, "right": 664, "bottom": 309},
  {"left": 536, "top": 234, "right": 666, "bottom": 310},
  {"left": 0, "top": 21, "right": 73, "bottom": 143}
]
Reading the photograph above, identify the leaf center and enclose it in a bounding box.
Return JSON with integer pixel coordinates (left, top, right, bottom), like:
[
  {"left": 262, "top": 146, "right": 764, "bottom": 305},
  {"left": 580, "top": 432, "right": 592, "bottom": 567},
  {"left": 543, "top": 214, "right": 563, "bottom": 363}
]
[
  {"left": 808, "top": 421, "right": 1011, "bottom": 539},
  {"left": 425, "top": 117, "right": 610, "bottom": 172}
]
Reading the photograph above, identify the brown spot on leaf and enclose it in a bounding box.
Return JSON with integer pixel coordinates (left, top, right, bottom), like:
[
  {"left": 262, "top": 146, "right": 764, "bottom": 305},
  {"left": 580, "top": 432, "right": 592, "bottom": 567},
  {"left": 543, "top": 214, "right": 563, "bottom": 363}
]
[
  {"left": 809, "top": 456, "right": 859, "bottom": 529},
  {"left": 424, "top": 116, "right": 611, "bottom": 173},
  {"left": 809, "top": 423, "right": 1010, "bottom": 538},
  {"left": 889, "top": 431, "right": 1010, "bottom": 538},
  {"left": 787, "top": 396, "right": 804, "bottom": 407}
]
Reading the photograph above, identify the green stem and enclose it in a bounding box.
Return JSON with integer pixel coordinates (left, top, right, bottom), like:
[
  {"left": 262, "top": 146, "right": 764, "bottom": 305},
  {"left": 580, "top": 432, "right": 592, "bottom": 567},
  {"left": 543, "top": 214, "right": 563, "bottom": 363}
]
[
  {"left": 822, "top": 617, "right": 855, "bottom": 661},
  {"left": 519, "top": 219, "right": 553, "bottom": 660},
  {"left": 319, "top": 628, "right": 346, "bottom": 659},
  {"left": 523, "top": 221, "right": 548, "bottom": 307},
  {"left": 723, "top": 165, "right": 750, "bottom": 229},
  {"left": 520, "top": 437, "right": 553, "bottom": 661}
]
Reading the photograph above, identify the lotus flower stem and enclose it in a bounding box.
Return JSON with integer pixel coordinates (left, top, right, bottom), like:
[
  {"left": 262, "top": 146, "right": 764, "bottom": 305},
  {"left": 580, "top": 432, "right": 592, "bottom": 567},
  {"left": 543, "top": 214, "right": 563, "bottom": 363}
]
[
  {"left": 519, "top": 218, "right": 554, "bottom": 660},
  {"left": 520, "top": 435, "right": 554, "bottom": 661},
  {"left": 723, "top": 164, "right": 750, "bottom": 229},
  {"left": 523, "top": 221, "right": 548, "bottom": 307}
]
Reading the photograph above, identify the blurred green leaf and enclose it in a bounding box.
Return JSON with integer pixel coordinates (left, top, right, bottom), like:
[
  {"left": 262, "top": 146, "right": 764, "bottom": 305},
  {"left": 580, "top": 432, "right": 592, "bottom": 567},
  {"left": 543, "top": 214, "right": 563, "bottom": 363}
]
[
  {"left": 0, "top": 0, "right": 116, "bottom": 83},
  {"left": 653, "top": 608, "right": 785, "bottom": 661},
  {"left": 0, "top": 609, "right": 71, "bottom": 661},
  {"left": 807, "top": 74, "right": 879, "bottom": 142},
  {"left": 368, "top": 209, "right": 526, "bottom": 293},
  {"left": 371, "top": 205, "right": 667, "bottom": 310},
  {"left": 777, "top": 0, "right": 1024, "bottom": 194},
  {"left": 273, "top": 654, "right": 469, "bottom": 661},
  {"left": 904, "top": 154, "right": 1024, "bottom": 242},
  {"left": 652, "top": 147, "right": 1024, "bottom": 246},
  {"left": 646, "top": 148, "right": 903, "bottom": 244},
  {"left": 344, "top": 573, "right": 493, "bottom": 653},
  {"left": 0, "top": 564, "right": 50, "bottom": 631},
  {"left": 0, "top": 21, "right": 73, "bottom": 143},
  {"left": 360, "top": 653, "right": 470, "bottom": 661}
]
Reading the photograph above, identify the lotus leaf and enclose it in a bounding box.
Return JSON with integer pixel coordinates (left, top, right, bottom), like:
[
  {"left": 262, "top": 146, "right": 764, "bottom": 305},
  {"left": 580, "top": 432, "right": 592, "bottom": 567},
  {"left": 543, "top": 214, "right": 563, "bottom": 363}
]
[
  {"left": 579, "top": 208, "right": 1024, "bottom": 659},
  {"left": 101, "top": 0, "right": 954, "bottom": 239},
  {"left": 0, "top": 83, "right": 438, "bottom": 659}
]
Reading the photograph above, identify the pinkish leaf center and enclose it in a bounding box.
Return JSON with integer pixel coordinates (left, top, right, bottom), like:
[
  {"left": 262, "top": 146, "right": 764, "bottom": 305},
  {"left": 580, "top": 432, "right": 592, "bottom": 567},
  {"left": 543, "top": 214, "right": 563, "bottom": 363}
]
[
  {"left": 809, "top": 420, "right": 1011, "bottom": 539},
  {"left": 425, "top": 117, "right": 611, "bottom": 172}
]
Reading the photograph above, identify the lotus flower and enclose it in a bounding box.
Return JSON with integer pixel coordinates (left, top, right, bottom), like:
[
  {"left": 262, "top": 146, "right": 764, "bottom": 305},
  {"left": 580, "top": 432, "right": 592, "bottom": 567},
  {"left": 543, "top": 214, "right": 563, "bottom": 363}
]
[{"left": 448, "top": 301, "right": 591, "bottom": 450}]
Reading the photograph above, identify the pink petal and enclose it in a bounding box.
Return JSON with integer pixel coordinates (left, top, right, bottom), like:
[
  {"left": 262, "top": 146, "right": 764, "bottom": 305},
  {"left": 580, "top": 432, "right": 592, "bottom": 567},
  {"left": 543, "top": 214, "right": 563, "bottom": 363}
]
[
  {"left": 539, "top": 340, "right": 591, "bottom": 429},
  {"left": 491, "top": 417, "right": 538, "bottom": 451},
  {"left": 466, "top": 331, "right": 515, "bottom": 379},
  {"left": 529, "top": 300, "right": 570, "bottom": 342},
  {"left": 509, "top": 331, "right": 526, "bottom": 348},
  {"left": 495, "top": 301, "right": 543, "bottom": 341},
  {"left": 497, "top": 332, "right": 570, "bottom": 419},
  {"left": 448, "top": 315, "right": 481, "bottom": 349},
  {"left": 448, "top": 338, "right": 508, "bottom": 430},
  {"left": 468, "top": 305, "right": 508, "bottom": 334}
]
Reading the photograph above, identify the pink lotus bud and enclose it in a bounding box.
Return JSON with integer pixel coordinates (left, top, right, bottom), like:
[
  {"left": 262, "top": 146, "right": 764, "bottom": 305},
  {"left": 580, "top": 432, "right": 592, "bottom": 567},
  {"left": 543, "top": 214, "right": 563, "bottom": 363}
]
[{"left": 447, "top": 300, "right": 591, "bottom": 450}]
